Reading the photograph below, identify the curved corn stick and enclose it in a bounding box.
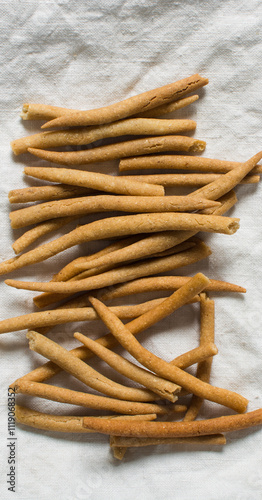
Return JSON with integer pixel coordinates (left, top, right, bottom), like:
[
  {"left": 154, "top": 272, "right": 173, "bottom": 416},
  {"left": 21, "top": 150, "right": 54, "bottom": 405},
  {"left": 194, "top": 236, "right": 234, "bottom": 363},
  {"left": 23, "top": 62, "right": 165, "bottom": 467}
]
[
  {"left": 15, "top": 404, "right": 158, "bottom": 432},
  {"left": 41, "top": 74, "right": 208, "bottom": 128},
  {"left": 26, "top": 330, "right": 165, "bottom": 402},
  {"left": 10, "top": 195, "right": 219, "bottom": 229},
  {"left": 0, "top": 298, "right": 167, "bottom": 334},
  {"left": 83, "top": 409, "right": 262, "bottom": 437},
  {"left": 20, "top": 94, "right": 199, "bottom": 122},
  {"left": 28, "top": 136, "right": 206, "bottom": 166},
  {"left": 5, "top": 240, "right": 212, "bottom": 292},
  {"left": 13, "top": 382, "right": 173, "bottom": 415},
  {"left": 100, "top": 275, "right": 246, "bottom": 301},
  {"left": 24, "top": 166, "right": 164, "bottom": 197},
  {"left": 119, "top": 154, "right": 262, "bottom": 174},
  {"left": 11, "top": 117, "right": 196, "bottom": 155}
]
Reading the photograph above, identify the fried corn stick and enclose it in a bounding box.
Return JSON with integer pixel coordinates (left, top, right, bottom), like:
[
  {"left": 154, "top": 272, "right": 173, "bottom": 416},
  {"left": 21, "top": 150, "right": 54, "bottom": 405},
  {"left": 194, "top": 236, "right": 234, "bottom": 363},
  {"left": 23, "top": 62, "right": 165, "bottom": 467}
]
[
  {"left": 26, "top": 330, "right": 176, "bottom": 401},
  {"left": 0, "top": 298, "right": 168, "bottom": 335},
  {"left": 83, "top": 409, "right": 262, "bottom": 438},
  {"left": 15, "top": 404, "right": 158, "bottom": 432},
  {"left": 8, "top": 184, "right": 94, "bottom": 204},
  {"left": 24, "top": 166, "right": 164, "bottom": 197},
  {"left": 88, "top": 294, "right": 248, "bottom": 412},
  {"left": 184, "top": 294, "right": 215, "bottom": 421},
  {"left": 5, "top": 239, "right": 212, "bottom": 292},
  {"left": 11, "top": 117, "right": 196, "bottom": 155},
  {"left": 28, "top": 136, "right": 206, "bottom": 166},
  {"left": 41, "top": 74, "right": 208, "bottom": 129},
  {"left": 20, "top": 94, "right": 199, "bottom": 121},
  {"left": 74, "top": 332, "right": 217, "bottom": 401},
  {"left": 10, "top": 195, "right": 219, "bottom": 229},
  {"left": 119, "top": 154, "right": 262, "bottom": 174},
  {"left": 13, "top": 381, "right": 176, "bottom": 414},
  {"left": 100, "top": 275, "right": 246, "bottom": 301}
]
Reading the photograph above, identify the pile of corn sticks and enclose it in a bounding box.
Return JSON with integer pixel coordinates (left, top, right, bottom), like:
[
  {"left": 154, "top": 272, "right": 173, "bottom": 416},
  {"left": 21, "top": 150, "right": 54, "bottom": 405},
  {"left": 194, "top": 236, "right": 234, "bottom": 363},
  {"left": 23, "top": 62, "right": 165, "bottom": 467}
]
[{"left": 1, "top": 73, "right": 261, "bottom": 459}]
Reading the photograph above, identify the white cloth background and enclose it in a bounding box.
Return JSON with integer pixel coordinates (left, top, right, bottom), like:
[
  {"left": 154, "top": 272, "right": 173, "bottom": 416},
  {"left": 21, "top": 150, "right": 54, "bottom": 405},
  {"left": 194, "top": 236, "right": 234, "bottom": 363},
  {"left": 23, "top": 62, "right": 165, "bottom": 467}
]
[{"left": 0, "top": 1, "right": 261, "bottom": 499}]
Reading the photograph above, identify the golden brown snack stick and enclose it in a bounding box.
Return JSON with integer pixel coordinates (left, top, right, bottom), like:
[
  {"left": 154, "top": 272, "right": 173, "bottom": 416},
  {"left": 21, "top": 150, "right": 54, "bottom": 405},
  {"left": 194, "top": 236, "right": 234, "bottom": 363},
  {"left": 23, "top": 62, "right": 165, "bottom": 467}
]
[
  {"left": 184, "top": 294, "right": 215, "bottom": 421},
  {"left": 135, "top": 95, "right": 199, "bottom": 118},
  {"left": 41, "top": 74, "right": 208, "bottom": 128},
  {"left": 5, "top": 239, "right": 212, "bottom": 292},
  {"left": 28, "top": 136, "right": 206, "bottom": 166},
  {"left": 191, "top": 151, "right": 262, "bottom": 201},
  {"left": 88, "top": 293, "right": 248, "bottom": 412},
  {"left": 13, "top": 381, "right": 175, "bottom": 414},
  {"left": 74, "top": 332, "right": 180, "bottom": 402},
  {"left": 10, "top": 195, "right": 220, "bottom": 229},
  {"left": 20, "top": 95, "right": 200, "bottom": 122},
  {"left": 11, "top": 118, "right": 197, "bottom": 155},
  {"left": 2, "top": 207, "right": 237, "bottom": 278},
  {"left": 8, "top": 184, "right": 95, "bottom": 204},
  {"left": 15, "top": 404, "right": 158, "bottom": 433},
  {"left": 12, "top": 217, "right": 78, "bottom": 254},
  {"left": 100, "top": 275, "right": 246, "bottom": 301},
  {"left": 83, "top": 409, "right": 262, "bottom": 437},
  {"left": 24, "top": 166, "right": 164, "bottom": 197},
  {"left": 120, "top": 173, "right": 260, "bottom": 187},
  {"left": 0, "top": 298, "right": 167, "bottom": 334},
  {"left": 26, "top": 330, "right": 162, "bottom": 402},
  {"left": 110, "top": 434, "right": 226, "bottom": 450},
  {"left": 119, "top": 154, "right": 262, "bottom": 174}
]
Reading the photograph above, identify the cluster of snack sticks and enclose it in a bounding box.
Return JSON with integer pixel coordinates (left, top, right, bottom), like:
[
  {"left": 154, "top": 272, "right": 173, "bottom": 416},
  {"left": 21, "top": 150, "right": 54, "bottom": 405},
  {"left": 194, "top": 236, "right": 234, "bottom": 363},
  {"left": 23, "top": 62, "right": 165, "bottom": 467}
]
[{"left": 1, "top": 74, "right": 262, "bottom": 459}]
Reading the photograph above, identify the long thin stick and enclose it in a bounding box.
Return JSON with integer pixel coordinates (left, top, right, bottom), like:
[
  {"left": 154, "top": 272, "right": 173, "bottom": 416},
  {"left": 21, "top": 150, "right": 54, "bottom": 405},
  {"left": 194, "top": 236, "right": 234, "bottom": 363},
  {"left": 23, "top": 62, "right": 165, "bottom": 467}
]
[
  {"left": 41, "top": 74, "right": 208, "bottom": 129},
  {"left": 28, "top": 136, "right": 206, "bottom": 166},
  {"left": 82, "top": 409, "right": 262, "bottom": 437},
  {"left": 10, "top": 195, "right": 220, "bottom": 229}
]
